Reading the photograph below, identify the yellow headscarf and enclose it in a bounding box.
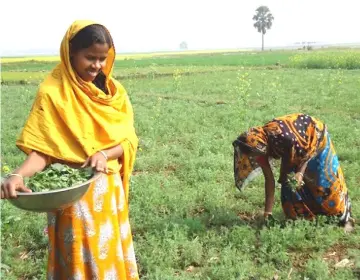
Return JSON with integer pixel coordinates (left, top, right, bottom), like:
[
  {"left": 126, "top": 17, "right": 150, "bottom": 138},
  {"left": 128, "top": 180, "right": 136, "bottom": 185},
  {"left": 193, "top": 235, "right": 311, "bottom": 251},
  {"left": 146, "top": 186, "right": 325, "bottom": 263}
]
[{"left": 16, "top": 20, "right": 138, "bottom": 200}]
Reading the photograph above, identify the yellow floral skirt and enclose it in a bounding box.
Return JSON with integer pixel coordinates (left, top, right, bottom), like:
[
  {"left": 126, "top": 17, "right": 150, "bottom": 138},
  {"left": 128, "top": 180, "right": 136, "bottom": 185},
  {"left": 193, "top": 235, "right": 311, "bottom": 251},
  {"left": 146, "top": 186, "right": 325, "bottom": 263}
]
[{"left": 46, "top": 173, "right": 139, "bottom": 280}]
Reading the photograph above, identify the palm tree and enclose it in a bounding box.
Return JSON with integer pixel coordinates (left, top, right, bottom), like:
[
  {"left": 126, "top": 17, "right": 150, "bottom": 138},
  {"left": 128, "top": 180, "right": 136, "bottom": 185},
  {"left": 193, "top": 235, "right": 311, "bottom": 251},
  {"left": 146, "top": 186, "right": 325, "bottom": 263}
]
[{"left": 252, "top": 6, "right": 274, "bottom": 51}]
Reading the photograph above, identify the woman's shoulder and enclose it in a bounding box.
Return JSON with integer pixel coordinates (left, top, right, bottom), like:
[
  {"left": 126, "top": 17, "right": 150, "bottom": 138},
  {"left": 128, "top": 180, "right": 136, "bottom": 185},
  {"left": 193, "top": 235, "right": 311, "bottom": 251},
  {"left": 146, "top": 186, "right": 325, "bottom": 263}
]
[{"left": 37, "top": 66, "right": 63, "bottom": 97}]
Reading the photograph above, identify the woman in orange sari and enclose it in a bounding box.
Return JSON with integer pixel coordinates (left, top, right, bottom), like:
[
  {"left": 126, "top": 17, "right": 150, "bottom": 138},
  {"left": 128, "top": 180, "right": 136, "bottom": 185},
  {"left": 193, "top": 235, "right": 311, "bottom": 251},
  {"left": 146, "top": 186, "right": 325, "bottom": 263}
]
[
  {"left": 1, "top": 21, "right": 139, "bottom": 279},
  {"left": 232, "top": 113, "right": 352, "bottom": 225}
]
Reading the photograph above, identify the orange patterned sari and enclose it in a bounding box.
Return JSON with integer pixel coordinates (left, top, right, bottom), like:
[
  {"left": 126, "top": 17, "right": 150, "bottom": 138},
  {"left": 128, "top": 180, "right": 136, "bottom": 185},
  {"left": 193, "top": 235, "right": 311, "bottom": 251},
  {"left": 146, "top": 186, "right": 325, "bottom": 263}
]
[{"left": 233, "top": 113, "right": 351, "bottom": 222}]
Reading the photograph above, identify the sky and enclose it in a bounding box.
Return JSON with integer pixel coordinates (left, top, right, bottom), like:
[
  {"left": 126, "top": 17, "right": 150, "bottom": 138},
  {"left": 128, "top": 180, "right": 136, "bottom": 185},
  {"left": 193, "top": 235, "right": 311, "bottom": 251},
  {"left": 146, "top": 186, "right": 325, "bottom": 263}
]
[{"left": 1, "top": 0, "right": 359, "bottom": 56}]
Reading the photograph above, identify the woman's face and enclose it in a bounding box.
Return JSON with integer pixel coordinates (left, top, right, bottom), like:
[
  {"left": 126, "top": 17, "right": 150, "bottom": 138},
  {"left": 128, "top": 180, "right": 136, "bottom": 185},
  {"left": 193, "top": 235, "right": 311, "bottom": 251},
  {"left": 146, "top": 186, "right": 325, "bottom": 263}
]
[{"left": 70, "top": 43, "right": 110, "bottom": 82}]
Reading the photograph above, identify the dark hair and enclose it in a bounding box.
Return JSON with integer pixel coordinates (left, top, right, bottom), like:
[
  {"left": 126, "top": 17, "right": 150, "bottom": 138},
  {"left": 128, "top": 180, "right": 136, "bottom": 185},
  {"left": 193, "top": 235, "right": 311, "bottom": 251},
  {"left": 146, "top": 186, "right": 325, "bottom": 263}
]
[
  {"left": 70, "top": 24, "right": 113, "bottom": 93},
  {"left": 70, "top": 24, "right": 112, "bottom": 52},
  {"left": 233, "top": 135, "right": 256, "bottom": 154}
]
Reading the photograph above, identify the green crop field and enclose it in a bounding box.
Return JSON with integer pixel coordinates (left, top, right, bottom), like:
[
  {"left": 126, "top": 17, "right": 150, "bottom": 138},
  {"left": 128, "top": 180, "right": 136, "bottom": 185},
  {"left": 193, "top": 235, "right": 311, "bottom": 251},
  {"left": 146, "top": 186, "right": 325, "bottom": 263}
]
[{"left": 1, "top": 49, "right": 360, "bottom": 279}]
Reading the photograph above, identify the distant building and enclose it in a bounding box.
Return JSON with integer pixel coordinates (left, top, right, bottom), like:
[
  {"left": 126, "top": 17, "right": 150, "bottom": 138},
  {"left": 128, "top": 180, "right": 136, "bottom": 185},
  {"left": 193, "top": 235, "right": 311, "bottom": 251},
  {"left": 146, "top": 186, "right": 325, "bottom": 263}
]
[{"left": 179, "top": 41, "right": 188, "bottom": 50}]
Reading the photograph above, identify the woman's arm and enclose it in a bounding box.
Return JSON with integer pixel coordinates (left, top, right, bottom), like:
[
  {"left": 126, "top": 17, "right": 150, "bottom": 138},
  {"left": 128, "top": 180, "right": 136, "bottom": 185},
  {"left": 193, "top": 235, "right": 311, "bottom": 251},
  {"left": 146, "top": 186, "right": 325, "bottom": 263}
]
[
  {"left": 294, "top": 160, "right": 309, "bottom": 186},
  {"left": 82, "top": 144, "right": 124, "bottom": 173},
  {"left": 13, "top": 151, "right": 48, "bottom": 177},
  {"left": 258, "top": 156, "right": 276, "bottom": 216},
  {"left": 297, "top": 160, "right": 308, "bottom": 175},
  {"left": 1, "top": 151, "right": 48, "bottom": 198},
  {"left": 102, "top": 144, "right": 124, "bottom": 161},
  {"left": 278, "top": 155, "right": 290, "bottom": 184}
]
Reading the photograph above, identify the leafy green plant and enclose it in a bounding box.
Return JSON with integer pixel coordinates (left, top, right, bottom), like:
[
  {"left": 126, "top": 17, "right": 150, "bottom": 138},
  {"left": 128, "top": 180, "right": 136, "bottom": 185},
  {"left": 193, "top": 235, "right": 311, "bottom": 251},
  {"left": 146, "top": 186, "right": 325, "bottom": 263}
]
[
  {"left": 26, "top": 164, "right": 93, "bottom": 192},
  {"left": 173, "top": 69, "right": 183, "bottom": 92},
  {"left": 235, "top": 71, "right": 252, "bottom": 105}
]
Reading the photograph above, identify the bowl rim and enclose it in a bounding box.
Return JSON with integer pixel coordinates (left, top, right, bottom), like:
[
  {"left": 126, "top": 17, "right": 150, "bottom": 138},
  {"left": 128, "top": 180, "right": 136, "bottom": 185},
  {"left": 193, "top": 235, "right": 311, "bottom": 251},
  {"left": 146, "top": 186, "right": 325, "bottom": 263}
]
[{"left": 15, "top": 172, "right": 102, "bottom": 196}]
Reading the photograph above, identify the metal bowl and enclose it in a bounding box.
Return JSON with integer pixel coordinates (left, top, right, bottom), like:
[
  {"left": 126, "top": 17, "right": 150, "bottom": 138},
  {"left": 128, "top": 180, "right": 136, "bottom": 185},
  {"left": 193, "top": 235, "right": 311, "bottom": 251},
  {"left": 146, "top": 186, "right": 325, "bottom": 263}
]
[{"left": 8, "top": 173, "right": 101, "bottom": 213}]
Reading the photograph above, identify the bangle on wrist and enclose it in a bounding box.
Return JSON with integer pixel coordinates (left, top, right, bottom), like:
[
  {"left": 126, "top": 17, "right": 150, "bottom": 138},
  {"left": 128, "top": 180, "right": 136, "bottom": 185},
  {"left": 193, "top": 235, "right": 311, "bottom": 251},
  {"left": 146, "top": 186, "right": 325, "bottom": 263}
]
[
  {"left": 264, "top": 211, "right": 272, "bottom": 217},
  {"left": 8, "top": 173, "right": 24, "bottom": 180},
  {"left": 99, "top": 150, "right": 108, "bottom": 160}
]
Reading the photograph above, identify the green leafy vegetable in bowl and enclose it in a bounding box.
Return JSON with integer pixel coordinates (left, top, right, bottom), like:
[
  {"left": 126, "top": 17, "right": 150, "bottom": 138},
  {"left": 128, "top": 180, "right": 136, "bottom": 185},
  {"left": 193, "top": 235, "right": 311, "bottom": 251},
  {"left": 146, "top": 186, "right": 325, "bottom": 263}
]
[{"left": 26, "top": 163, "right": 94, "bottom": 192}]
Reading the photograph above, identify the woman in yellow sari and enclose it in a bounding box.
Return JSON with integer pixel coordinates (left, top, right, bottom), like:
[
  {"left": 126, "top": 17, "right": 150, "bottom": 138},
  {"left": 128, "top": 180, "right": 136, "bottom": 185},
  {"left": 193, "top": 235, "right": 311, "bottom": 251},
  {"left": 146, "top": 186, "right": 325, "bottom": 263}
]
[{"left": 1, "top": 21, "right": 139, "bottom": 279}]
